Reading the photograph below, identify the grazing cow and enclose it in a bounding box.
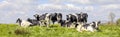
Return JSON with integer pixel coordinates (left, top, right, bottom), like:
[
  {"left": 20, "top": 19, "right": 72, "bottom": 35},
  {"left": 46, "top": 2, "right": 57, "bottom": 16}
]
[
  {"left": 34, "top": 13, "right": 62, "bottom": 27},
  {"left": 76, "top": 21, "right": 101, "bottom": 32},
  {"left": 66, "top": 14, "right": 78, "bottom": 23},
  {"left": 34, "top": 13, "right": 48, "bottom": 26},
  {"left": 34, "top": 13, "right": 48, "bottom": 21},
  {"left": 16, "top": 18, "right": 32, "bottom": 27},
  {"left": 49, "top": 13, "right": 58, "bottom": 24},
  {"left": 44, "top": 13, "right": 63, "bottom": 27},
  {"left": 49, "top": 13, "right": 62, "bottom": 24},
  {"left": 27, "top": 18, "right": 40, "bottom": 26},
  {"left": 59, "top": 20, "right": 66, "bottom": 27},
  {"left": 66, "top": 12, "right": 88, "bottom": 23},
  {"left": 77, "top": 12, "right": 88, "bottom": 23},
  {"left": 57, "top": 13, "right": 62, "bottom": 23},
  {"left": 60, "top": 20, "right": 78, "bottom": 28},
  {"left": 66, "top": 14, "right": 79, "bottom": 28}
]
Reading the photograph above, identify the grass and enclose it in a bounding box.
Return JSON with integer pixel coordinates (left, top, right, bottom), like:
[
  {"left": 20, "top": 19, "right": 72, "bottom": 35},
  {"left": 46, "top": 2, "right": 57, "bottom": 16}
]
[{"left": 0, "top": 24, "right": 120, "bottom": 37}]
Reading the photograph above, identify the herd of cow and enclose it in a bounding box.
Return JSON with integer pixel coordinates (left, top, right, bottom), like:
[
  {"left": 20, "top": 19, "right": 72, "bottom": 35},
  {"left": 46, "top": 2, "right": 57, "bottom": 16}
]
[{"left": 16, "top": 12, "right": 101, "bottom": 32}]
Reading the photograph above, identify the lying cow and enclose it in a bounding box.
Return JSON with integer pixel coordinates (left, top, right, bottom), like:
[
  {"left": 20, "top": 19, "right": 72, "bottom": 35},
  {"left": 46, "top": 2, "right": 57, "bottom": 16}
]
[
  {"left": 16, "top": 18, "right": 32, "bottom": 27},
  {"left": 76, "top": 21, "right": 101, "bottom": 32}
]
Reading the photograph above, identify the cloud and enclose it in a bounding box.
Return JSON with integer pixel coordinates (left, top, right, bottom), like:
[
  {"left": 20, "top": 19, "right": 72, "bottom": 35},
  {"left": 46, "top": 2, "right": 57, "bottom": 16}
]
[
  {"left": 100, "top": 4, "right": 120, "bottom": 10},
  {"left": 48, "top": 0, "right": 120, "bottom": 5},
  {"left": 91, "top": 0, "right": 120, "bottom": 4},
  {"left": 0, "top": 0, "right": 38, "bottom": 23},
  {"left": 49, "top": 0, "right": 91, "bottom": 4},
  {"left": 0, "top": 0, "right": 120, "bottom": 23},
  {"left": 37, "top": 4, "right": 94, "bottom": 13},
  {"left": 0, "top": 0, "right": 38, "bottom": 17}
]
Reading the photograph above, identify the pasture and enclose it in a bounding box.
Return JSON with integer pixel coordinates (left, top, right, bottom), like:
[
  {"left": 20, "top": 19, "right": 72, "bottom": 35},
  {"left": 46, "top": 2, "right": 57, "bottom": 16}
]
[{"left": 0, "top": 24, "right": 120, "bottom": 37}]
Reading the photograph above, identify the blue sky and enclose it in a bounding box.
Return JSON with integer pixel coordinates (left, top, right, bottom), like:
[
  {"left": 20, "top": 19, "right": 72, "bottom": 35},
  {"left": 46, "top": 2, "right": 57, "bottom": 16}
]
[{"left": 0, "top": 0, "right": 120, "bottom": 23}]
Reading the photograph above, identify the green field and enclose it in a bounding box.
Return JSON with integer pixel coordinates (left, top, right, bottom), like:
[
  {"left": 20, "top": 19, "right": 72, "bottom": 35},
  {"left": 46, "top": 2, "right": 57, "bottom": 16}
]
[{"left": 0, "top": 24, "right": 120, "bottom": 37}]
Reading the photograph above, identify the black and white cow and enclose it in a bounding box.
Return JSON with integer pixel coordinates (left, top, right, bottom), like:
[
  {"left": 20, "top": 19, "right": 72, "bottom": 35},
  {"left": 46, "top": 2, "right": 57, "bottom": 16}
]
[
  {"left": 60, "top": 20, "right": 78, "bottom": 28},
  {"left": 27, "top": 18, "right": 40, "bottom": 26},
  {"left": 16, "top": 18, "right": 32, "bottom": 27},
  {"left": 59, "top": 20, "right": 66, "bottom": 27},
  {"left": 49, "top": 13, "right": 62, "bottom": 24},
  {"left": 76, "top": 21, "right": 101, "bottom": 32},
  {"left": 77, "top": 12, "right": 88, "bottom": 23},
  {"left": 66, "top": 13, "right": 79, "bottom": 28},
  {"left": 33, "top": 13, "right": 48, "bottom": 26},
  {"left": 66, "top": 14, "right": 78, "bottom": 23},
  {"left": 33, "top": 13, "right": 62, "bottom": 27}
]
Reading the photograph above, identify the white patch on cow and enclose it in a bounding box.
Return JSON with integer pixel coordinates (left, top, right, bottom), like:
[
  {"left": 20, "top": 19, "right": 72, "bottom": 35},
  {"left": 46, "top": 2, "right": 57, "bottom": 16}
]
[
  {"left": 67, "top": 14, "right": 71, "bottom": 22},
  {"left": 72, "top": 13, "right": 78, "bottom": 18},
  {"left": 45, "top": 13, "right": 51, "bottom": 27},
  {"left": 20, "top": 20, "right": 32, "bottom": 27},
  {"left": 76, "top": 23, "right": 84, "bottom": 32},
  {"left": 95, "top": 22, "right": 98, "bottom": 28},
  {"left": 76, "top": 25, "right": 82, "bottom": 32},
  {"left": 72, "top": 13, "right": 78, "bottom": 22},
  {"left": 87, "top": 26, "right": 94, "bottom": 32}
]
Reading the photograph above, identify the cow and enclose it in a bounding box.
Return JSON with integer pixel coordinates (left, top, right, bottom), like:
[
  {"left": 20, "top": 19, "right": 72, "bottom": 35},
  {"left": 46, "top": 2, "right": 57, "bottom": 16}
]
[
  {"left": 49, "top": 13, "right": 62, "bottom": 24},
  {"left": 33, "top": 13, "right": 48, "bottom": 26},
  {"left": 77, "top": 12, "right": 88, "bottom": 23},
  {"left": 33, "top": 13, "right": 62, "bottom": 27},
  {"left": 66, "top": 14, "right": 77, "bottom": 23},
  {"left": 16, "top": 18, "right": 32, "bottom": 27},
  {"left": 66, "top": 13, "right": 79, "bottom": 28},
  {"left": 60, "top": 20, "right": 78, "bottom": 28},
  {"left": 27, "top": 18, "right": 40, "bottom": 26},
  {"left": 76, "top": 21, "right": 101, "bottom": 32}
]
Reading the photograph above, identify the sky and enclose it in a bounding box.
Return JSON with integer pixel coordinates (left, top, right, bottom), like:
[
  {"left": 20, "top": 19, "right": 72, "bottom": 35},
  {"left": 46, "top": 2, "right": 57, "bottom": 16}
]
[{"left": 0, "top": 0, "right": 120, "bottom": 23}]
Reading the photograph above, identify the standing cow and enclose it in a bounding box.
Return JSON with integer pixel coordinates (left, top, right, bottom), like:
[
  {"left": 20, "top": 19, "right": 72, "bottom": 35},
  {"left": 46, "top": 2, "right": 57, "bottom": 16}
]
[
  {"left": 34, "top": 13, "right": 62, "bottom": 27},
  {"left": 77, "top": 12, "right": 88, "bottom": 23},
  {"left": 33, "top": 13, "right": 48, "bottom": 26},
  {"left": 66, "top": 14, "right": 78, "bottom": 28}
]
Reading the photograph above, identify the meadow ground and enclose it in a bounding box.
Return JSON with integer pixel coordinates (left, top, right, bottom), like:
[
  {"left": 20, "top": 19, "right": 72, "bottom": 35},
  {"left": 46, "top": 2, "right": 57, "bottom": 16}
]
[{"left": 0, "top": 24, "right": 120, "bottom": 37}]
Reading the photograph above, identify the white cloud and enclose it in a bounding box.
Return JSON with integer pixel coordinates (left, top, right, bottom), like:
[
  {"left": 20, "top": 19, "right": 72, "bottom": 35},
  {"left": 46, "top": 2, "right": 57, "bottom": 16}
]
[
  {"left": 0, "top": 0, "right": 38, "bottom": 17},
  {"left": 101, "top": 4, "right": 120, "bottom": 9},
  {"left": 68, "top": 0, "right": 91, "bottom": 4},
  {"left": 0, "top": 0, "right": 38, "bottom": 23},
  {"left": 49, "top": 0, "right": 120, "bottom": 5},
  {"left": 37, "top": 4, "right": 94, "bottom": 13},
  {"left": 49, "top": 0, "right": 91, "bottom": 4},
  {"left": 84, "top": 6, "right": 94, "bottom": 11},
  {"left": 0, "top": 0, "right": 120, "bottom": 23}
]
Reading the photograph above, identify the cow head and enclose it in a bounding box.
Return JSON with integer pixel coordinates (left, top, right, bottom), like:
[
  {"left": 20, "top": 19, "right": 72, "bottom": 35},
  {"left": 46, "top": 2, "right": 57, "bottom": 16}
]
[
  {"left": 27, "top": 18, "right": 32, "bottom": 23},
  {"left": 66, "top": 14, "right": 71, "bottom": 22},
  {"left": 34, "top": 14, "right": 40, "bottom": 21},
  {"left": 92, "top": 21, "right": 101, "bottom": 30},
  {"left": 16, "top": 18, "right": 22, "bottom": 25},
  {"left": 57, "top": 13, "right": 62, "bottom": 21},
  {"left": 80, "top": 13, "right": 88, "bottom": 19}
]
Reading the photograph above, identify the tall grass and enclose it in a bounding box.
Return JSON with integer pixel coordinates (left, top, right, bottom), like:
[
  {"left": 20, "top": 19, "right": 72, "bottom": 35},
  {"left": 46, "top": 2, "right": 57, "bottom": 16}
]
[{"left": 0, "top": 24, "right": 120, "bottom": 37}]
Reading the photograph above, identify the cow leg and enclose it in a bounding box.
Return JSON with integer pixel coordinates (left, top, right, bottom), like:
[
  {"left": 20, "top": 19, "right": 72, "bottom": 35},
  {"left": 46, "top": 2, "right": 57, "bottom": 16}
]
[{"left": 52, "top": 21, "right": 55, "bottom": 25}]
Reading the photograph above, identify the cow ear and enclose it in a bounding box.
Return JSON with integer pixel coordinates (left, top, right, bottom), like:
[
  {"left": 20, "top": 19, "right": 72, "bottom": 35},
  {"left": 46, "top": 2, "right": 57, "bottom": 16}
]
[
  {"left": 98, "top": 21, "right": 101, "bottom": 24},
  {"left": 16, "top": 18, "right": 21, "bottom": 23},
  {"left": 92, "top": 21, "right": 95, "bottom": 24},
  {"left": 66, "top": 15, "right": 68, "bottom": 17},
  {"left": 34, "top": 14, "right": 39, "bottom": 17},
  {"left": 34, "top": 14, "right": 37, "bottom": 17}
]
